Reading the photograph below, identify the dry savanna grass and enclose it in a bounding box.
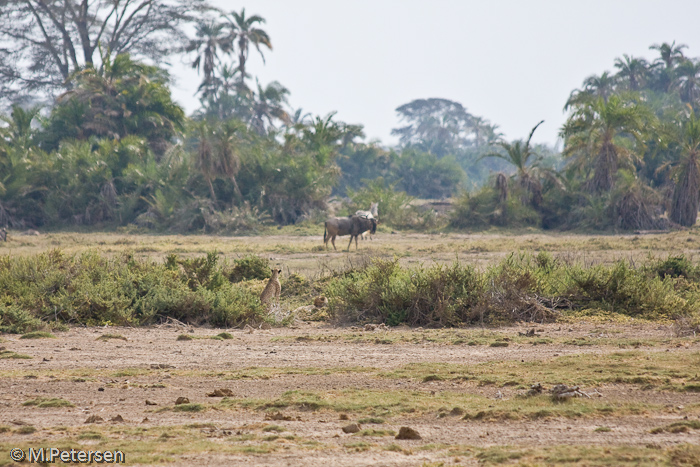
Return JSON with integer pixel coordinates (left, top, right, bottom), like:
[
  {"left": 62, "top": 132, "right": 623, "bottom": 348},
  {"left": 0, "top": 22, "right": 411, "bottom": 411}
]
[{"left": 2, "top": 228, "right": 700, "bottom": 277}]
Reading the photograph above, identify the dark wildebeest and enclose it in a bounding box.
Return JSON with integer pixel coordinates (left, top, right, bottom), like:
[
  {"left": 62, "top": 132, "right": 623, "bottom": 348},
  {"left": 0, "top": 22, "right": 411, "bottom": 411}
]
[{"left": 324, "top": 215, "right": 377, "bottom": 251}]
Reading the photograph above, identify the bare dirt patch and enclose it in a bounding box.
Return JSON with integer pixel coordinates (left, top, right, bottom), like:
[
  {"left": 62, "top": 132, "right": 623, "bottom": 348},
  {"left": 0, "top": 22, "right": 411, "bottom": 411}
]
[{"left": 1, "top": 323, "right": 699, "bottom": 465}]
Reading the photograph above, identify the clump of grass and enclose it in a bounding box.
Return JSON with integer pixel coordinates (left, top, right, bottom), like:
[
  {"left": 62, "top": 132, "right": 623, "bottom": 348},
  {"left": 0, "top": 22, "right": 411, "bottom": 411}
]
[
  {"left": 262, "top": 425, "right": 286, "bottom": 433},
  {"left": 358, "top": 428, "right": 396, "bottom": 437},
  {"left": 0, "top": 350, "right": 32, "bottom": 359},
  {"left": 650, "top": 420, "right": 700, "bottom": 434},
  {"left": 20, "top": 331, "right": 55, "bottom": 339},
  {"left": 215, "top": 332, "right": 233, "bottom": 340},
  {"left": 489, "top": 341, "right": 509, "bottom": 347},
  {"left": 176, "top": 334, "right": 194, "bottom": 341},
  {"left": 172, "top": 403, "right": 205, "bottom": 412},
  {"left": 15, "top": 425, "right": 37, "bottom": 434},
  {"left": 357, "top": 417, "right": 385, "bottom": 424},
  {"left": 23, "top": 397, "right": 74, "bottom": 408},
  {"left": 96, "top": 333, "right": 127, "bottom": 341},
  {"left": 384, "top": 443, "right": 412, "bottom": 454},
  {"left": 594, "top": 426, "right": 612, "bottom": 432}
]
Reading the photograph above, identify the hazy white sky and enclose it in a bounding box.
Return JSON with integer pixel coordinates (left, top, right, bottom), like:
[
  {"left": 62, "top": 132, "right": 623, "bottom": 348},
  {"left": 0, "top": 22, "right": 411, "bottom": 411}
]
[{"left": 169, "top": 0, "right": 700, "bottom": 146}]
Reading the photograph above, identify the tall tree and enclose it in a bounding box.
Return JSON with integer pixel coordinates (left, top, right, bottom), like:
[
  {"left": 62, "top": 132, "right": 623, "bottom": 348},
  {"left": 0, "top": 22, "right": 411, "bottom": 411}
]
[
  {"left": 614, "top": 54, "right": 649, "bottom": 91},
  {"left": 192, "top": 119, "right": 243, "bottom": 203},
  {"left": 0, "top": 0, "right": 205, "bottom": 99},
  {"left": 225, "top": 8, "right": 272, "bottom": 92},
  {"left": 674, "top": 59, "right": 700, "bottom": 104},
  {"left": 470, "top": 116, "right": 502, "bottom": 147},
  {"left": 41, "top": 53, "right": 185, "bottom": 155},
  {"left": 565, "top": 72, "right": 617, "bottom": 109},
  {"left": 249, "top": 80, "right": 291, "bottom": 135},
  {"left": 0, "top": 105, "right": 44, "bottom": 227},
  {"left": 669, "top": 110, "right": 700, "bottom": 226},
  {"left": 650, "top": 41, "right": 687, "bottom": 70},
  {"left": 561, "top": 95, "right": 650, "bottom": 193},
  {"left": 482, "top": 120, "right": 546, "bottom": 206},
  {"left": 392, "top": 98, "right": 474, "bottom": 156},
  {"left": 186, "top": 18, "right": 233, "bottom": 97}
]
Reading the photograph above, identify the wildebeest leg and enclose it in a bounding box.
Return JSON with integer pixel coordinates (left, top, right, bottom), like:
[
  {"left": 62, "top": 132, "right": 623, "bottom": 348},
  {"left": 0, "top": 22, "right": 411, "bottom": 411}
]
[
  {"left": 331, "top": 235, "right": 337, "bottom": 251},
  {"left": 347, "top": 235, "right": 354, "bottom": 251}
]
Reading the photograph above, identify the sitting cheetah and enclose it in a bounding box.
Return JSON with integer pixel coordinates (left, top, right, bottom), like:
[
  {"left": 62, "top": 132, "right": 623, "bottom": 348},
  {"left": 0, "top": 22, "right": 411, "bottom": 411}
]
[{"left": 260, "top": 268, "right": 282, "bottom": 308}]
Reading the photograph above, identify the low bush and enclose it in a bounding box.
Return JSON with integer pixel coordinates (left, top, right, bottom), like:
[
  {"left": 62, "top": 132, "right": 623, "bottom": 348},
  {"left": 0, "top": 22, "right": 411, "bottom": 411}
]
[
  {"left": 0, "top": 250, "right": 265, "bottom": 332},
  {"left": 2, "top": 250, "right": 699, "bottom": 332},
  {"left": 450, "top": 185, "right": 541, "bottom": 229},
  {"left": 226, "top": 255, "right": 271, "bottom": 283},
  {"left": 326, "top": 258, "right": 483, "bottom": 326},
  {"left": 324, "top": 253, "right": 700, "bottom": 326}
]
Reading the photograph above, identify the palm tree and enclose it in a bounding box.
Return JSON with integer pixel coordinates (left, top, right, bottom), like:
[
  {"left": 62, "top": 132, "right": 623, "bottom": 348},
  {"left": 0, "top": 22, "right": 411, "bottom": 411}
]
[
  {"left": 561, "top": 95, "right": 649, "bottom": 193},
  {"left": 650, "top": 41, "right": 687, "bottom": 70},
  {"left": 249, "top": 80, "right": 291, "bottom": 135},
  {"left": 674, "top": 59, "right": 700, "bottom": 104},
  {"left": 186, "top": 19, "right": 234, "bottom": 98},
  {"left": 482, "top": 120, "right": 545, "bottom": 206},
  {"left": 0, "top": 105, "right": 44, "bottom": 228},
  {"left": 48, "top": 53, "right": 185, "bottom": 155},
  {"left": 193, "top": 121, "right": 219, "bottom": 203},
  {"left": 669, "top": 110, "right": 700, "bottom": 226},
  {"left": 1, "top": 105, "right": 40, "bottom": 150},
  {"left": 470, "top": 116, "right": 502, "bottom": 147},
  {"left": 565, "top": 72, "right": 617, "bottom": 109},
  {"left": 225, "top": 9, "right": 272, "bottom": 91},
  {"left": 614, "top": 54, "right": 649, "bottom": 91},
  {"left": 192, "top": 119, "right": 244, "bottom": 203}
]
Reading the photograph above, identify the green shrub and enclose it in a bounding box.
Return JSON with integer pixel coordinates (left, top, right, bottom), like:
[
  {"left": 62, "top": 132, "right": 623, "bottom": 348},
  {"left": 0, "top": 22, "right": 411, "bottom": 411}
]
[
  {"left": 0, "top": 303, "right": 44, "bottom": 334},
  {"left": 227, "top": 255, "right": 271, "bottom": 282},
  {"left": 566, "top": 261, "right": 691, "bottom": 319},
  {"left": 326, "top": 258, "right": 482, "bottom": 326},
  {"left": 176, "top": 252, "right": 227, "bottom": 291},
  {"left": 0, "top": 250, "right": 266, "bottom": 330},
  {"left": 450, "top": 185, "right": 540, "bottom": 229},
  {"left": 649, "top": 255, "right": 698, "bottom": 280},
  {"left": 325, "top": 253, "right": 700, "bottom": 326}
]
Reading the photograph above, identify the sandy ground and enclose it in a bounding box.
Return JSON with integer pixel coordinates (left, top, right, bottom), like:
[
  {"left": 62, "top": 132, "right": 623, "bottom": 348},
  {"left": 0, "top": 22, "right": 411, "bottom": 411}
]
[{"left": 1, "top": 323, "right": 699, "bottom": 466}]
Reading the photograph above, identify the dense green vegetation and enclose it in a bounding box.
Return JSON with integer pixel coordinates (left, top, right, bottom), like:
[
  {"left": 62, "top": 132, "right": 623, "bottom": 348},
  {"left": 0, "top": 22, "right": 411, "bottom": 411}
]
[
  {"left": 2, "top": 250, "right": 699, "bottom": 332},
  {"left": 0, "top": 250, "right": 266, "bottom": 333},
  {"left": 0, "top": 3, "right": 699, "bottom": 232}
]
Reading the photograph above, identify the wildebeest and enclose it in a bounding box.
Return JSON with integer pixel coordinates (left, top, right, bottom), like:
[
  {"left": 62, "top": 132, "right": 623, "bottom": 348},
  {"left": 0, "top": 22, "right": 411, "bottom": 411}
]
[
  {"left": 324, "top": 215, "right": 377, "bottom": 251},
  {"left": 0, "top": 228, "right": 6, "bottom": 242},
  {"left": 355, "top": 202, "right": 379, "bottom": 240}
]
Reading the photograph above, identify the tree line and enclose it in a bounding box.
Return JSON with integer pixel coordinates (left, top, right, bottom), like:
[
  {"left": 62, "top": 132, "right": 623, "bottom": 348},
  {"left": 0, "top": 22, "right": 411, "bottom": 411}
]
[{"left": 0, "top": 2, "right": 698, "bottom": 232}]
